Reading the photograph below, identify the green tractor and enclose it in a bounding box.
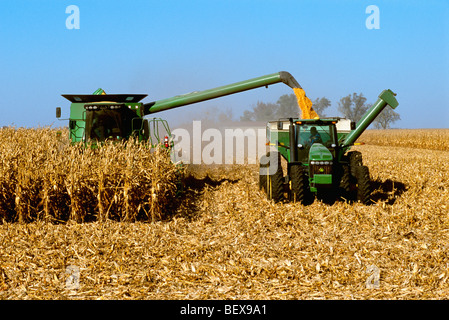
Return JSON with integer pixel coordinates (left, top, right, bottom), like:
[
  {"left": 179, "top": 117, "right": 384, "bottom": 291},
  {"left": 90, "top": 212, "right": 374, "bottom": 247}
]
[{"left": 259, "top": 89, "right": 399, "bottom": 204}]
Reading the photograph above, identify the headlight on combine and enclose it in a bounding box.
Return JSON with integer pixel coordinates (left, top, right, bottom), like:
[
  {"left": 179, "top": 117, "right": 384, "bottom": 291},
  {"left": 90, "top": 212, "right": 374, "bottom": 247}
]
[{"left": 85, "top": 104, "right": 124, "bottom": 110}]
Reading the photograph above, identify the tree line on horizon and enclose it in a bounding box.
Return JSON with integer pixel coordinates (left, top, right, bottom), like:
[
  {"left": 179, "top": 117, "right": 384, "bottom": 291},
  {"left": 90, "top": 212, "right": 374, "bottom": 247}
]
[
  {"left": 175, "top": 92, "right": 401, "bottom": 130},
  {"left": 238, "top": 92, "right": 400, "bottom": 129}
]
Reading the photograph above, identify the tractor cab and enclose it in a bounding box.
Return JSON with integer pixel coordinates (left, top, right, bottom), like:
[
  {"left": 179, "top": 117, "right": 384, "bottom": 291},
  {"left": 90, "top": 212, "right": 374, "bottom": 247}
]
[
  {"left": 267, "top": 118, "right": 351, "bottom": 164},
  {"left": 295, "top": 119, "right": 339, "bottom": 163}
]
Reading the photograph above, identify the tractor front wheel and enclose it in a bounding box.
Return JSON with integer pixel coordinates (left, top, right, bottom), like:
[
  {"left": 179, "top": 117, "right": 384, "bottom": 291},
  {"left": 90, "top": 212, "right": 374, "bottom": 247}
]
[{"left": 340, "top": 165, "right": 356, "bottom": 201}]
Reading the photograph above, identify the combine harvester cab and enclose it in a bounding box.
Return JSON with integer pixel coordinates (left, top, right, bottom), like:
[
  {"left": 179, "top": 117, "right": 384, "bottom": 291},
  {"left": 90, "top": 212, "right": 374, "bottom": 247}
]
[
  {"left": 57, "top": 89, "right": 173, "bottom": 149},
  {"left": 261, "top": 89, "right": 399, "bottom": 205}
]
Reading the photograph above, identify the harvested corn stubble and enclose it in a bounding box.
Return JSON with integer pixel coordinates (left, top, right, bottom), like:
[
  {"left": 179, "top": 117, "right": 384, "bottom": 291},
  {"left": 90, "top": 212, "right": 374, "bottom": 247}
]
[{"left": 0, "top": 128, "right": 448, "bottom": 300}]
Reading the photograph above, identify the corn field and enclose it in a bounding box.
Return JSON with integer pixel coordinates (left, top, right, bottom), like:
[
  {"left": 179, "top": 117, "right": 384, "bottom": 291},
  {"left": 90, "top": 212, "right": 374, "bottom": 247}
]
[
  {"left": 0, "top": 127, "right": 180, "bottom": 223},
  {"left": 0, "top": 128, "right": 448, "bottom": 299},
  {"left": 360, "top": 129, "right": 449, "bottom": 151}
]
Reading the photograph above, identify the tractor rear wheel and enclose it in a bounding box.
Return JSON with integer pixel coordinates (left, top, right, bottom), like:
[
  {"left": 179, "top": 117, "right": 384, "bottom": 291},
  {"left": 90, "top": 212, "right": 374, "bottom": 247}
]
[
  {"left": 290, "top": 165, "right": 312, "bottom": 204},
  {"left": 264, "top": 152, "right": 284, "bottom": 203},
  {"left": 355, "top": 165, "right": 371, "bottom": 204},
  {"left": 267, "top": 169, "right": 284, "bottom": 203},
  {"left": 259, "top": 155, "right": 268, "bottom": 191}
]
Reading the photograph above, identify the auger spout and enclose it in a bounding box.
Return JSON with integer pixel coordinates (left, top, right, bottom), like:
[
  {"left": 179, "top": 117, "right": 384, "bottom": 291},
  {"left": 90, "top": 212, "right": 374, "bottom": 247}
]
[{"left": 341, "top": 89, "right": 399, "bottom": 148}]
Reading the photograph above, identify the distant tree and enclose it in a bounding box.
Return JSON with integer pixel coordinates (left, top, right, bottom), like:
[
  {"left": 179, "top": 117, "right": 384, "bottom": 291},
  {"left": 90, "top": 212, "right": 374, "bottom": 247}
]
[
  {"left": 338, "top": 93, "right": 370, "bottom": 123},
  {"left": 199, "top": 106, "right": 219, "bottom": 123},
  {"left": 240, "top": 109, "right": 254, "bottom": 121},
  {"left": 312, "top": 97, "right": 331, "bottom": 118},
  {"left": 217, "top": 107, "right": 234, "bottom": 123},
  {"left": 191, "top": 106, "right": 235, "bottom": 127},
  {"left": 240, "top": 94, "right": 332, "bottom": 121},
  {"left": 373, "top": 107, "right": 401, "bottom": 129},
  {"left": 276, "top": 94, "right": 300, "bottom": 119},
  {"left": 240, "top": 101, "right": 278, "bottom": 122}
]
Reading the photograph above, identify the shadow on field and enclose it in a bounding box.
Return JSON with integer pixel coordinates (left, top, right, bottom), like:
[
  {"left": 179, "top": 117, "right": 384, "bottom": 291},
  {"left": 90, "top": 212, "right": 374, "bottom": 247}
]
[
  {"left": 182, "top": 175, "right": 239, "bottom": 189},
  {"left": 299, "top": 178, "right": 408, "bottom": 206},
  {"left": 169, "top": 172, "right": 240, "bottom": 221},
  {"left": 370, "top": 178, "right": 408, "bottom": 205}
]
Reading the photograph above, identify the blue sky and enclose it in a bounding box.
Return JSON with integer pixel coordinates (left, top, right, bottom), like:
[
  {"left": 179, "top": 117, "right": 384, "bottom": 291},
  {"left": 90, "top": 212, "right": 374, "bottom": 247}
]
[{"left": 0, "top": 0, "right": 448, "bottom": 128}]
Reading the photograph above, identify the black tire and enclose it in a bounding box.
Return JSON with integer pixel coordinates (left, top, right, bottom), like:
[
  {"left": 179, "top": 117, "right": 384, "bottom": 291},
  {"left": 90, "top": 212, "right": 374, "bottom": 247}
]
[
  {"left": 290, "top": 165, "right": 312, "bottom": 204},
  {"left": 265, "top": 152, "right": 284, "bottom": 203},
  {"left": 340, "top": 165, "right": 351, "bottom": 194},
  {"left": 340, "top": 165, "right": 356, "bottom": 201},
  {"left": 348, "top": 151, "right": 363, "bottom": 176},
  {"left": 267, "top": 168, "right": 284, "bottom": 203},
  {"left": 259, "top": 155, "right": 268, "bottom": 191},
  {"left": 355, "top": 165, "right": 371, "bottom": 204}
]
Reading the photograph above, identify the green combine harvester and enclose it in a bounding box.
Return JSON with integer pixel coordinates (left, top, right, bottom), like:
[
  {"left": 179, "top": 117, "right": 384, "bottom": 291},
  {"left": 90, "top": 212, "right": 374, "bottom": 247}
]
[
  {"left": 57, "top": 71, "right": 398, "bottom": 205},
  {"left": 56, "top": 72, "right": 301, "bottom": 146}
]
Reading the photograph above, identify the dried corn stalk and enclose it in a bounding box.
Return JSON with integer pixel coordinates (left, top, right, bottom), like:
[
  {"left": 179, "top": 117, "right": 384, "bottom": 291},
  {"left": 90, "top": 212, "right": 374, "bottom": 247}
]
[{"left": 0, "top": 127, "right": 181, "bottom": 223}]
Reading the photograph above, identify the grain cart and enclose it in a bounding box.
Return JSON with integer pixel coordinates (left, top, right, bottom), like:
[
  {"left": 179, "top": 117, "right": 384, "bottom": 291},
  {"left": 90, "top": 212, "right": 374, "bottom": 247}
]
[
  {"left": 56, "top": 72, "right": 303, "bottom": 147},
  {"left": 259, "top": 89, "right": 399, "bottom": 204}
]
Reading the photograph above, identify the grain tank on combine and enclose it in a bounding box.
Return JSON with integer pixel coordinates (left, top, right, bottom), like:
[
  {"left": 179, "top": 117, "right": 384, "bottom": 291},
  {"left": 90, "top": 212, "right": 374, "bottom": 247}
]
[{"left": 259, "top": 89, "right": 399, "bottom": 204}]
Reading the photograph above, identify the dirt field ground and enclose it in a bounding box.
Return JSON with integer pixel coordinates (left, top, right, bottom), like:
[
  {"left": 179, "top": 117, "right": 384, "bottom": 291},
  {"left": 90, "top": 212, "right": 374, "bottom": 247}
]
[{"left": 0, "top": 129, "right": 448, "bottom": 299}]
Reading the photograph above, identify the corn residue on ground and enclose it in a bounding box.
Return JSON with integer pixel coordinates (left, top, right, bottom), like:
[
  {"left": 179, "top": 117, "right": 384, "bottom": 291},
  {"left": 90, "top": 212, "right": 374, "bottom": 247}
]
[{"left": 0, "top": 128, "right": 448, "bottom": 299}]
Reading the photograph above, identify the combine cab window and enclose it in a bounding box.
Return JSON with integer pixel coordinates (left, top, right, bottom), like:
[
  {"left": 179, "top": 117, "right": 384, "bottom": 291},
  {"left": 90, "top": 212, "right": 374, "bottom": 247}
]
[{"left": 85, "top": 110, "right": 127, "bottom": 142}]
